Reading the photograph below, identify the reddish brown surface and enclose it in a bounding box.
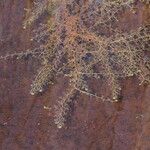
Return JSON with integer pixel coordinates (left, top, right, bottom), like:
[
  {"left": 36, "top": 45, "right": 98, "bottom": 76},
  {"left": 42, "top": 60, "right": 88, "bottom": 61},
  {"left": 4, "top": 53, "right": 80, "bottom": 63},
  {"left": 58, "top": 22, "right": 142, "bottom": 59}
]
[{"left": 0, "top": 1, "right": 150, "bottom": 150}]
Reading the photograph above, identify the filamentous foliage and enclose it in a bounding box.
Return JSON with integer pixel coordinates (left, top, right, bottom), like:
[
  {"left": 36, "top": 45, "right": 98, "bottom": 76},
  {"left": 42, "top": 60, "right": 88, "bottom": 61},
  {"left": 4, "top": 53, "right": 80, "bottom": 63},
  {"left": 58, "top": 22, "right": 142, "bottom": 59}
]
[{"left": 1, "top": 0, "right": 150, "bottom": 128}]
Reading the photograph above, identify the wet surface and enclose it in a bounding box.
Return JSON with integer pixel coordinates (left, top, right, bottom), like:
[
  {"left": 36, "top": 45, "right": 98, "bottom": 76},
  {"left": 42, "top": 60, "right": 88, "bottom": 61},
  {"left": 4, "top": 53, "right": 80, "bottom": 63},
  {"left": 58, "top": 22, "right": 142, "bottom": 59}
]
[{"left": 0, "top": 0, "right": 150, "bottom": 150}]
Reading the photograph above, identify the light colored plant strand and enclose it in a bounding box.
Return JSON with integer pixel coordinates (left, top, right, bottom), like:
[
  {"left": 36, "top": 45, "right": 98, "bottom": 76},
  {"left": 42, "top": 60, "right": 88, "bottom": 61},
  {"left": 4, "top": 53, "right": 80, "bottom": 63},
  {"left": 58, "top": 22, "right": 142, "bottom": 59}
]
[{"left": 1, "top": 0, "right": 149, "bottom": 128}]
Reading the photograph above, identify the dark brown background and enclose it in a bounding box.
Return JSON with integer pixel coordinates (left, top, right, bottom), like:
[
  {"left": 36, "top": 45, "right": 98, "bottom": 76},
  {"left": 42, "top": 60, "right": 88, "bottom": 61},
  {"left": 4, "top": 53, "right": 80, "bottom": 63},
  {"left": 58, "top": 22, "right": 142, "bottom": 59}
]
[{"left": 0, "top": 0, "right": 150, "bottom": 150}]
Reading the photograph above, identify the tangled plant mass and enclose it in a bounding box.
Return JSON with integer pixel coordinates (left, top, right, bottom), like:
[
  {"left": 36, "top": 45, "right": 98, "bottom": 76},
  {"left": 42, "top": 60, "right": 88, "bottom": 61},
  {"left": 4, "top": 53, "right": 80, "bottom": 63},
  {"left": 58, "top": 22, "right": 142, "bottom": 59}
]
[{"left": 1, "top": 0, "right": 150, "bottom": 128}]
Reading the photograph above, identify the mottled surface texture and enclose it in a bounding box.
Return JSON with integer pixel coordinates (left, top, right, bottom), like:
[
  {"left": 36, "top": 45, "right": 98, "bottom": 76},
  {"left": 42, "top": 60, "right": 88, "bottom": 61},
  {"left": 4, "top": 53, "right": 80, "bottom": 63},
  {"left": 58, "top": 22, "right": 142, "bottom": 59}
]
[{"left": 0, "top": 0, "right": 150, "bottom": 150}]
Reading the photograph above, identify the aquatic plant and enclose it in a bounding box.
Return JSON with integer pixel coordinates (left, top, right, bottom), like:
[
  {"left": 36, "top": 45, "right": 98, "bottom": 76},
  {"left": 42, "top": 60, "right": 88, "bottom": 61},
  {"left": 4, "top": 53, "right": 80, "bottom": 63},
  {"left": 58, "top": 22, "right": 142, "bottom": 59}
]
[{"left": 1, "top": 0, "right": 149, "bottom": 128}]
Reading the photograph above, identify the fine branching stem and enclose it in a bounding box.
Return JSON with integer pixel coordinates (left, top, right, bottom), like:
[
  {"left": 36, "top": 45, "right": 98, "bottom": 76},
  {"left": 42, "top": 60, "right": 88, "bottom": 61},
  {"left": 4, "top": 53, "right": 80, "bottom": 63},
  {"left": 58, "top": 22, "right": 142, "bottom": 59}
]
[{"left": 1, "top": 0, "right": 149, "bottom": 128}]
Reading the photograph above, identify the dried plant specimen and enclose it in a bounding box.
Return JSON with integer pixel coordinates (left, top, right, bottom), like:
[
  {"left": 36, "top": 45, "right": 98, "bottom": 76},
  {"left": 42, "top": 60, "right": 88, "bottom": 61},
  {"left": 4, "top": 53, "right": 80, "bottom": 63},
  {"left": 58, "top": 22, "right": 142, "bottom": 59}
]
[{"left": 0, "top": 0, "right": 150, "bottom": 128}]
